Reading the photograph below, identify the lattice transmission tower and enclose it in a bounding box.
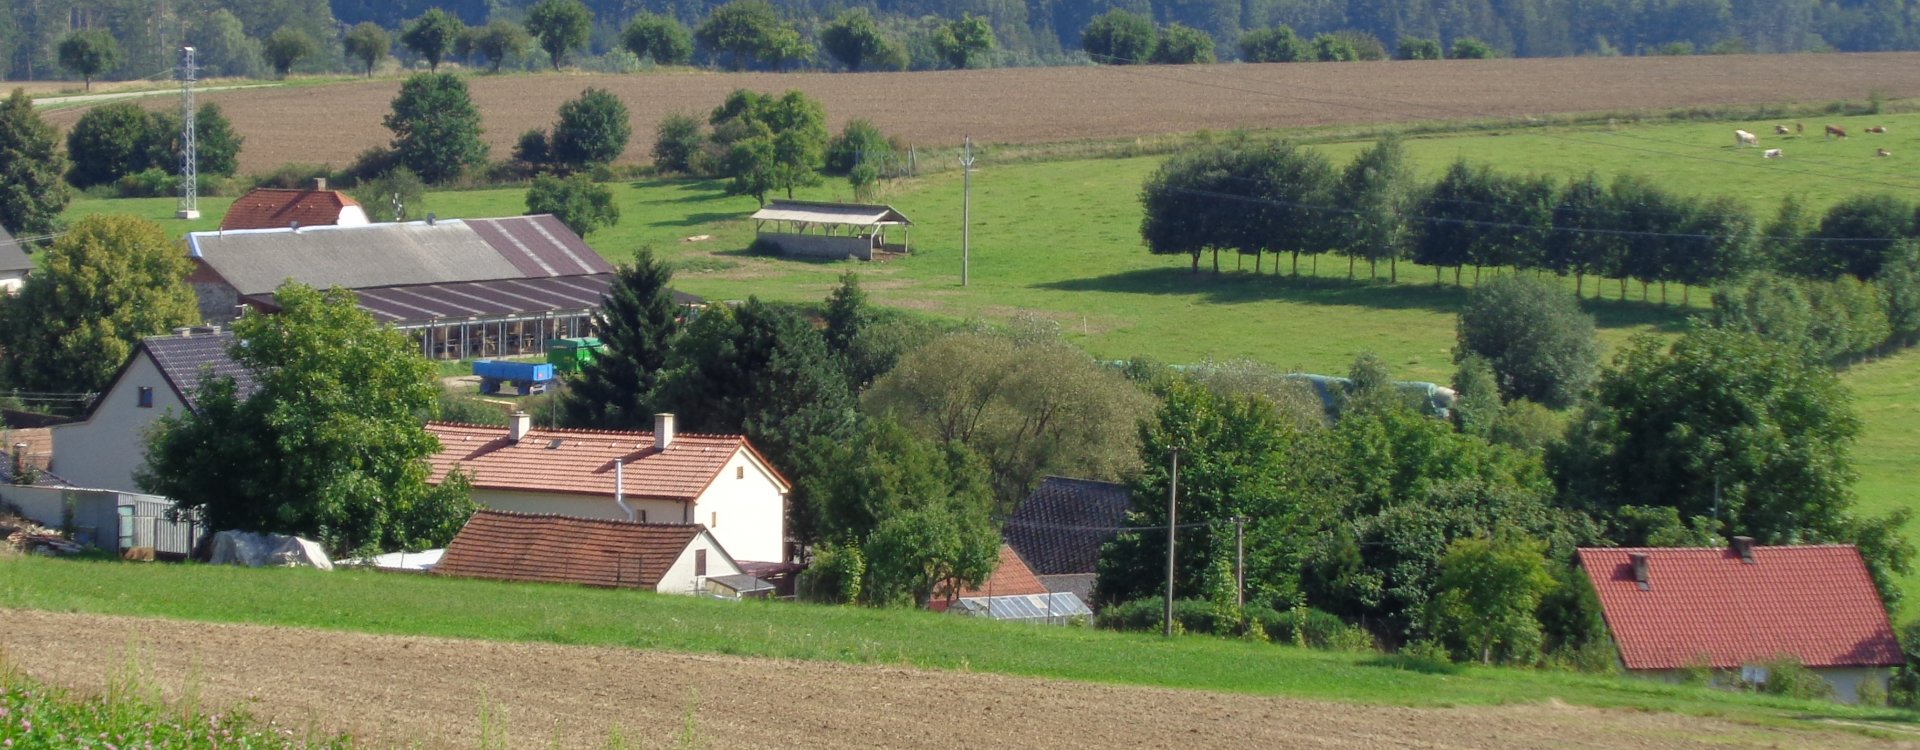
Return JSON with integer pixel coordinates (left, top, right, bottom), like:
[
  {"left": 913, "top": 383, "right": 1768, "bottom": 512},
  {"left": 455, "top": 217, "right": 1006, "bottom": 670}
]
[{"left": 176, "top": 46, "right": 199, "bottom": 220}]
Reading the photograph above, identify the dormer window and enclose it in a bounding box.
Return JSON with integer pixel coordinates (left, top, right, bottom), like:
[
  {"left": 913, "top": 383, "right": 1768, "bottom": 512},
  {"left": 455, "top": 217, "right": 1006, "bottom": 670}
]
[{"left": 137, "top": 387, "right": 154, "bottom": 408}]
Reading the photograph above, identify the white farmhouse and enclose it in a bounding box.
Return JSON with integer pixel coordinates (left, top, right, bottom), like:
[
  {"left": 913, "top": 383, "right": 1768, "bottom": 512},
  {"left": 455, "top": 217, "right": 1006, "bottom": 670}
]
[
  {"left": 50, "top": 328, "right": 254, "bottom": 493},
  {"left": 424, "top": 413, "right": 791, "bottom": 565}
]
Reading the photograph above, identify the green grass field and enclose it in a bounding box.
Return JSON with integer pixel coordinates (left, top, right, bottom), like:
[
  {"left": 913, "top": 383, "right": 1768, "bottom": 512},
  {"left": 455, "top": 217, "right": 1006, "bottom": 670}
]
[{"left": 1, "top": 555, "right": 1908, "bottom": 730}]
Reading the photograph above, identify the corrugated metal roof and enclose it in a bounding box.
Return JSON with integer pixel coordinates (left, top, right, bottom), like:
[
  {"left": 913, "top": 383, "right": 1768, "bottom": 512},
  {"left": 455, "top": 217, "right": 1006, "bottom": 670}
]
[
  {"left": 750, "top": 200, "right": 912, "bottom": 226},
  {"left": 248, "top": 274, "right": 615, "bottom": 326},
  {"left": 186, "top": 215, "right": 613, "bottom": 297}
]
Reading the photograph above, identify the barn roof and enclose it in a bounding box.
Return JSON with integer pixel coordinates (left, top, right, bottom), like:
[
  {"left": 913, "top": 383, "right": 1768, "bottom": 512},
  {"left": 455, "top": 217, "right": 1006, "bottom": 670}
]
[
  {"left": 424, "top": 422, "right": 789, "bottom": 501},
  {"left": 435, "top": 509, "right": 720, "bottom": 590},
  {"left": 186, "top": 215, "right": 612, "bottom": 296},
  {"left": 1006, "top": 476, "right": 1131, "bottom": 576},
  {"left": 750, "top": 200, "right": 912, "bottom": 227},
  {"left": 0, "top": 225, "right": 29, "bottom": 274},
  {"left": 1577, "top": 544, "right": 1903, "bottom": 671},
  {"left": 219, "top": 186, "right": 363, "bottom": 231}
]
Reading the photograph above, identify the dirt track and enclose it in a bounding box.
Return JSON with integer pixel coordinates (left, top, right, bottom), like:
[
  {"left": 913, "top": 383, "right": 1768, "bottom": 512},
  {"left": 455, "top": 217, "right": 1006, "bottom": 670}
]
[
  {"left": 0, "top": 609, "right": 1910, "bottom": 749},
  {"left": 36, "top": 52, "right": 1920, "bottom": 174}
]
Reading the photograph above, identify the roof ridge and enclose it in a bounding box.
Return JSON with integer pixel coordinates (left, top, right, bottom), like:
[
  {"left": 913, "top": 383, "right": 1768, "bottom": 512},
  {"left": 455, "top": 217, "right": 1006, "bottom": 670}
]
[
  {"left": 425, "top": 421, "right": 746, "bottom": 441},
  {"left": 473, "top": 507, "right": 708, "bottom": 531}
]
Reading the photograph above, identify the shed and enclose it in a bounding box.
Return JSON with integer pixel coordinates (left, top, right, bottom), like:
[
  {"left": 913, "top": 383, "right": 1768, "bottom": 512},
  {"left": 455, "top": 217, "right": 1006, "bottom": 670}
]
[
  {"left": 0, "top": 225, "right": 29, "bottom": 294},
  {"left": 749, "top": 200, "right": 911, "bottom": 261}
]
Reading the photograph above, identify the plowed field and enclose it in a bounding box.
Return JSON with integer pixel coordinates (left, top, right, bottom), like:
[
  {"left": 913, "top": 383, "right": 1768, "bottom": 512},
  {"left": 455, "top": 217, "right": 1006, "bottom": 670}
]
[
  {"left": 38, "top": 52, "right": 1920, "bottom": 174},
  {"left": 2, "top": 609, "right": 1912, "bottom": 749}
]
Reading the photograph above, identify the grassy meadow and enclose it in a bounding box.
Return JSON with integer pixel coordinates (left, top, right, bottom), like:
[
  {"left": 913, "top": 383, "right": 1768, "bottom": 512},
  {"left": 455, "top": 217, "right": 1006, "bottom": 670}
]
[{"left": 2, "top": 555, "right": 1911, "bottom": 731}]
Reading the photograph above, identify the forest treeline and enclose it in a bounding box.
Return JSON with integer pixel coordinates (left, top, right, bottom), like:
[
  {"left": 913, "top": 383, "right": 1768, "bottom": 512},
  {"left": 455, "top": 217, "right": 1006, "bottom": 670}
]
[{"left": 3, "top": 0, "right": 1916, "bottom": 83}]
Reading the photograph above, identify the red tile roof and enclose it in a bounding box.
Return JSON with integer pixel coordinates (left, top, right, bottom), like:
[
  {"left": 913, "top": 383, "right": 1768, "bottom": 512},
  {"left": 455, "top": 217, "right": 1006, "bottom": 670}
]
[
  {"left": 219, "top": 188, "right": 362, "bottom": 231},
  {"left": 1578, "top": 545, "right": 1904, "bottom": 671},
  {"left": 435, "top": 509, "right": 713, "bottom": 589},
  {"left": 424, "top": 422, "right": 789, "bottom": 501},
  {"left": 931, "top": 545, "right": 1050, "bottom": 611}
]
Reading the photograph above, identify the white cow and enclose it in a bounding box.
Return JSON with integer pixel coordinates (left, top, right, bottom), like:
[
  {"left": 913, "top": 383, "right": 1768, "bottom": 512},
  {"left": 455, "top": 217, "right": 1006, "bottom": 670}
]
[
  {"left": 1735, "top": 130, "right": 1759, "bottom": 147},
  {"left": 1763, "top": 148, "right": 1784, "bottom": 159}
]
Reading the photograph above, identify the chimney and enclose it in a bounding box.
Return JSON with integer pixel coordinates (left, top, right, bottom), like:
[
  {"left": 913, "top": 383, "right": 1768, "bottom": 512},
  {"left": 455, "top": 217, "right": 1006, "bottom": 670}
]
[
  {"left": 12, "top": 443, "right": 26, "bottom": 480},
  {"left": 1630, "top": 552, "right": 1651, "bottom": 590},
  {"left": 172, "top": 326, "right": 192, "bottom": 337},
  {"left": 313, "top": 177, "right": 327, "bottom": 191},
  {"left": 1731, "top": 536, "right": 1756, "bottom": 564},
  {"left": 289, "top": 220, "right": 300, "bottom": 232},
  {"left": 427, "top": 213, "right": 437, "bottom": 226},
  {"left": 654, "top": 413, "right": 675, "bottom": 451},
  {"left": 509, "top": 411, "right": 531, "bottom": 443}
]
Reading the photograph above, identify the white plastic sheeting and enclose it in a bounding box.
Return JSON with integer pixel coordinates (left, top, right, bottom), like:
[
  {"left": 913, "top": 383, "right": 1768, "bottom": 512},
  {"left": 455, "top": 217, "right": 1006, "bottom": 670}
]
[{"left": 208, "top": 530, "right": 333, "bottom": 570}]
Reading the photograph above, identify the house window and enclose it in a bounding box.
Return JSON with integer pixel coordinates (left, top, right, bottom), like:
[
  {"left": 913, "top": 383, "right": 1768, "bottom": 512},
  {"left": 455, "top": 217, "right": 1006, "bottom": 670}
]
[
  {"left": 695, "top": 549, "right": 707, "bottom": 576},
  {"left": 736, "top": 466, "right": 744, "bottom": 479},
  {"left": 639, "top": 509, "right": 648, "bottom": 523},
  {"left": 710, "top": 511, "right": 718, "bottom": 528},
  {"left": 137, "top": 387, "right": 154, "bottom": 408}
]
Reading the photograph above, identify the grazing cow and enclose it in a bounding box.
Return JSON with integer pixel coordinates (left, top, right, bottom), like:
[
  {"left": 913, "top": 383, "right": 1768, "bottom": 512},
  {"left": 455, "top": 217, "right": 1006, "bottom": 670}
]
[
  {"left": 1866, "top": 126, "right": 1888, "bottom": 134},
  {"left": 1877, "top": 148, "right": 1892, "bottom": 157},
  {"left": 1735, "top": 129, "right": 1758, "bottom": 147},
  {"left": 1827, "top": 125, "right": 1848, "bottom": 139},
  {"left": 1763, "top": 149, "right": 1784, "bottom": 159},
  {"left": 1774, "top": 125, "right": 1792, "bottom": 135}
]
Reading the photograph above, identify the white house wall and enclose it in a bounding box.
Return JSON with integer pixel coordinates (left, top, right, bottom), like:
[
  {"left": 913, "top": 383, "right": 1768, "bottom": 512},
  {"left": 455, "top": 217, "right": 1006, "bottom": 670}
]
[
  {"left": 469, "top": 488, "right": 687, "bottom": 524},
  {"left": 50, "top": 353, "right": 185, "bottom": 493},
  {"left": 1638, "top": 666, "right": 1890, "bottom": 704},
  {"left": 655, "top": 529, "right": 744, "bottom": 595},
  {"left": 690, "top": 447, "right": 786, "bottom": 563}
]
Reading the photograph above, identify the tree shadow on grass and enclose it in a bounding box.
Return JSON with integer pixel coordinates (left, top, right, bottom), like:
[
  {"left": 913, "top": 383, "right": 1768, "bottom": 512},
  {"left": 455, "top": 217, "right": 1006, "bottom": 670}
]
[
  {"left": 649, "top": 211, "right": 745, "bottom": 228},
  {"left": 1037, "top": 267, "right": 1694, "bottom": 333}
]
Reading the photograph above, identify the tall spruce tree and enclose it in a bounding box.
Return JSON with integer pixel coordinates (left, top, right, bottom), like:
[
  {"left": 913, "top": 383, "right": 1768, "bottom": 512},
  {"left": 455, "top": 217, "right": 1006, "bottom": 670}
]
[{"left": 562, "top": 248, "right": 679, "bottom": 429}]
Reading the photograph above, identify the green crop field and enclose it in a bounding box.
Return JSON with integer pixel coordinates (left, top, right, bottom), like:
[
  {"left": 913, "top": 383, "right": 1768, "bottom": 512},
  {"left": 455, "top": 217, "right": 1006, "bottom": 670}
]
[{"left": 1, "top": 555, "right": 1909, "bottom": 731}]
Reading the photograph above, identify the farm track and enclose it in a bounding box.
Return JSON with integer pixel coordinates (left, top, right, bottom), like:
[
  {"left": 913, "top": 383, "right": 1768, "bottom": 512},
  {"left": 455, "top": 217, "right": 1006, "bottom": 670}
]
[
  {"left": 35, "top": 52, "right": 1920, "bottom": 174},
  {"left": 2, "top": 609, "right": 1911, "bottom": 749}
]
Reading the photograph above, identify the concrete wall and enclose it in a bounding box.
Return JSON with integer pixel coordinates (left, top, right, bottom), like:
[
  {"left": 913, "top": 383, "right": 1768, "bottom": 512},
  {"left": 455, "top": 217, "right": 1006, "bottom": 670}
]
[
  {"left": 760, "top": 232, "right": 873, "bottom": 261},
  {"left": 51, "top": 353, "right": 185, "bottom": 494},
  {"left": 656, "top": 529, "right": 745, "bottom": 595},
  {"left": 690, "top": 448, "right": 787, "bottom": 563},
  {"left": 0, "top": 485, "right": 125, "bottom": 551}
]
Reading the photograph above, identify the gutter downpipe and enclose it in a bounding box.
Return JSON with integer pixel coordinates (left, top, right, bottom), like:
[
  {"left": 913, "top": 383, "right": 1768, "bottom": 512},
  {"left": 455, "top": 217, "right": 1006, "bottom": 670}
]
[{"left": 614, "top": 460, "right": 635, "bottom": 521}]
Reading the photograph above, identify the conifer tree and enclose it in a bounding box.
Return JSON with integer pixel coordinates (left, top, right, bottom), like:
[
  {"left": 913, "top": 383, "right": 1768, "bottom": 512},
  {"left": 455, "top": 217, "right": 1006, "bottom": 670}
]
[{"left": 561, "top": 248, "right": 680, "bottom": 429}]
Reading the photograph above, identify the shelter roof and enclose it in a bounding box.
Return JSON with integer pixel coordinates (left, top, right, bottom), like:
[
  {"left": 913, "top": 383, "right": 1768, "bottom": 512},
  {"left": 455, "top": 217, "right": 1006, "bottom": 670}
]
[
  {"left": 140, "top": 329, "right": 258, "bottom": 412},
  {"left": 435, "top": 509, "right": 716, "bottom": 589},
  {"left": 424, "top": 422, "right": 790, "bottom": 501},
  {"left": 750, "top": 200, "right": 912, "bottom": 226},
  {"left": 219, "top": 187, "right": 363, "bottom": 231},
  {"left": 1006, "top": 476, "right": 1131, "bottom": 576},
  {"left": 0, "top": 226, "right": 28, "bottom": 274},
  {"left": 1577, "top": 545, "right": 1903, "bottom": 670},
  {"left": 187, "top": 215, "right": 611, "bottom": 296}
]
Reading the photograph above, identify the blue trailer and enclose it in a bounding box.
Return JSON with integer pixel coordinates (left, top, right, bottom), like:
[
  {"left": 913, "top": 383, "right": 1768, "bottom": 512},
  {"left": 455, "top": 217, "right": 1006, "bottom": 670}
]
[{"left": 473, "top": 359, "right": 555, "bottom": 396}]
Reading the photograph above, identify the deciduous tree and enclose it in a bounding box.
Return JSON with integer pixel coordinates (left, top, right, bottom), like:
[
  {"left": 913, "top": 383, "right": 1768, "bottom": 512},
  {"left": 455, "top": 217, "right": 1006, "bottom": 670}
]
[
  {"left": 696, "top": 0, "right": 791, "bottom": 71},
  {"left": 0, "top": 215, "right": 197, "bottom": 394},
  {"left": 526, "top": 0, "right": 593, "bottom": 70},
  {"left": 56, "top": 29, "right": 118, "bottom": 91},
  {"left": 525, "top": 173, "right": 619, "bottom": 236},
  {"left": 623, "top": 13, "right": 694, "bottom": 65},
  {"left": 262, "top": 28, "right": 317, "bottom": 78},
  {"left": 0, "top": 88, "right": 71, "bottom": 238},
  {"left": 1150, "top": 23, "right": 1214, "bottom": 63},
  {"left": 344, "top": 22, "right": 390, "bottom": 77},
  {"left": 1335, "top": 136, "right": 1413, "bottom": 280},
  {"left": 821, "top": 9, "right": 893, "bottom": 71},
  {"left": 402, "top": 9, "right": 465, "bottom": 72},
  {"left": 64, "top": 101, "right": 150, "bottom": 187},
  {"left": 467, "top": 20, "right": 530, "bottom": 72},
  {"left": 1239, "top": 25, "right": 1307, "bottom": 62},
  {"left": 384, "top": 72, "right": 488, "bottom": 184},
  {"left": 138, "top": 282, "right": 475, "bottom": 555},
  {"left": 1082, "top": 9, "right": 1155, "bottom": 64},
  {"left": 1456, "top": 274, "right": 1599, "bottom": 409},
  {"left": 933, "top": 14, "right": 996, "bottom": 69},
  {"left": 1424, "top": 535, "right": 1556, "bottom": 664},
  {"left": 549, "top": 87, "right": 631, "bottom": 172}
]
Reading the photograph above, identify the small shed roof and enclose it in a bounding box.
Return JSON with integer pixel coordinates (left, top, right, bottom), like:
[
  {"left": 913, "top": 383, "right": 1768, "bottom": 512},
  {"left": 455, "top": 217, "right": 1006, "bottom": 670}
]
[
  {"left": 220, "top": 187, "right": 364, "bottom": 231},
  {"left": 0, "top": 226, "right": 29, "bottom": 274},
  {"left": 750, "top": 200, "right": 912, "bottom": 227},
  {"left": 435, "top": 509, "right": 721, "bottom": 589}
]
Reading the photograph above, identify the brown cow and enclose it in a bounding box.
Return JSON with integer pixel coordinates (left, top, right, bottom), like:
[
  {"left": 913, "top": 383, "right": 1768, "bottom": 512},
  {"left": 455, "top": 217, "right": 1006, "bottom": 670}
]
[
  {"left": 1797, "top": 122, "right": 1805, "bottom": 134},
  {"left": 1866, "top": 126, "right": 1888, "bottom": 134},
  {"left": 1826, "top": 125, "right": 1848, "bottom": 139}
]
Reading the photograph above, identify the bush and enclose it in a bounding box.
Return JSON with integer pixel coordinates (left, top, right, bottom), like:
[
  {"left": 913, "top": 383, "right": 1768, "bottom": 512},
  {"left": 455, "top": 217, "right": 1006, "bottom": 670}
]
[
  {"left": 1397, "top": 37, "right": 1442, "bottom": 60},
  {"left": 653, "top": 113, "right": 705, "bottom": 174},
  {"left": 1373, "top": 639, "right": 1459, "bottom": 673},
  {"left": 1449, "top": 37, "right": 1496, "bottom": 59},
  {"left": 114, "top": 168, "right": 175, "bottom": 198},
  {"left": 824, "top": 119, "right": 894, "bottom": 176},
  {"left": 340, "top": 146, "right": 401, "bottom": 184},
  {"left": 1858, "top": 671, "right": 1888, "bottom": 707},
  {"left": 1755, "top": 657, "right": 1835, "bottom": 701},
  {"left": 251, "top": 163, "right": 335, "bottom": 190},
  {"left": 525, "top": 173, "right": 619, "bottom": 236},
  {"left": 66, "top": 101, "right": 152, "bottom": 187},
  {"left": 1456, "top": 274, "right": 1599, "bottom": 409},
  {"left": 437, "top": 385, "right": 508, "bottom": 425},
  {"left": 797, "top": 542, "right": 864, "bottom": 603}
]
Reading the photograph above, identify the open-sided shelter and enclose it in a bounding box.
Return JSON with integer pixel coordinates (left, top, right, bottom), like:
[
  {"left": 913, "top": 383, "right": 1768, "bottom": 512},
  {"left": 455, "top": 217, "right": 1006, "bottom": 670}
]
[{"left": 749, "top": 200, "right": 911, "bottom": 261}]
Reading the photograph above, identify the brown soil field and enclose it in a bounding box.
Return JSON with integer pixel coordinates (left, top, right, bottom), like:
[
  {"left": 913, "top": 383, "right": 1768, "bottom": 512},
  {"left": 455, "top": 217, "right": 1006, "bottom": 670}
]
[
  {"left": 3, "top": 609, "right": 1914, "bottom": 749},
  {"left": 35, "top": 52, "right": 1920, "bottom": 174}
]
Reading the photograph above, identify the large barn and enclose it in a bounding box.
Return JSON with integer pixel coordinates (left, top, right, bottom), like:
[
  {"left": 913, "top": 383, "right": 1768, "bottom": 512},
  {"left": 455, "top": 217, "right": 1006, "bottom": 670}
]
[{"left": 185, "top": 215, "right": 614, "bottom": 359}]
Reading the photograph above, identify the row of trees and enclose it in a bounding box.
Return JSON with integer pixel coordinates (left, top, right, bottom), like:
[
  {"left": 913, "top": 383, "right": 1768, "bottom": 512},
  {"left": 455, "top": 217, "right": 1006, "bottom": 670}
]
[
  {"left": 649, "top": 88, "right": 903, "bottom": 203},
  {"left": 1142, "top": 138, "right": 1920, "bottom": 301},
  {"left": 15, "top": 0, "right": 1918, "bottom": 85}
]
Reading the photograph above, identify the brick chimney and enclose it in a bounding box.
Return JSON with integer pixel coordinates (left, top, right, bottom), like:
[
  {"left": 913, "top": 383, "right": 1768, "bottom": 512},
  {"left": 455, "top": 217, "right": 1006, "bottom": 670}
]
[
  {"left": 509, "top": 411, "right": 531, "bottom": 443},
  {"left": 1731, "top": 536, "right": 1756, "bottom": 564},
  {"left": 654, "top": 413, "right": 675, "bottom": 451},
  {"left": 1630, "top": 552, "right": 1651, "bottom": 590}
]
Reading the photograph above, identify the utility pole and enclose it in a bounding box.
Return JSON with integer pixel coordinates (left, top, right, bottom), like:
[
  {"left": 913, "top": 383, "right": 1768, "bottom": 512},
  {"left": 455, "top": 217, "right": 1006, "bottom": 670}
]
[
  {"left": 1234, "top": 515, "right": 1246, "bottom": 609},
  {"left": 175, "top": 46, "right": 199, "bottom": 220},
  {"left": 1163, "top": 446, "right": 1180, "bottom": 638},
  {"left": 959, "top": 136, "right": 974, "bottom": 287}
]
